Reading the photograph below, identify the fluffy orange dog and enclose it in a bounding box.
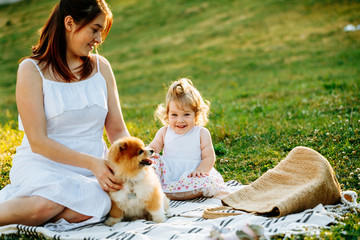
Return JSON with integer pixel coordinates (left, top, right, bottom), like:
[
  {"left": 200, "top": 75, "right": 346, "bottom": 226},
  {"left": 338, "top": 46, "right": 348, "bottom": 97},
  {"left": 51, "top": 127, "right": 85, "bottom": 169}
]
[{"left": 105, "top": 136, "right": 169, "bottom": 226}]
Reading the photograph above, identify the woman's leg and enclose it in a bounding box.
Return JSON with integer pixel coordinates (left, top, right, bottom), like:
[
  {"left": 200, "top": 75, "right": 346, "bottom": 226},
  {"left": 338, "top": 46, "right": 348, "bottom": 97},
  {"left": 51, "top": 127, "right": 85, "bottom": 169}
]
[
  {"left": 51, "top": 208, "right": 92, "bottom": 223},
  {"left": 0, "top": 195, "right": 92, "bottom": 226},
  {"left": 0, "top": 196, "right": 64, "bottom": 226}
]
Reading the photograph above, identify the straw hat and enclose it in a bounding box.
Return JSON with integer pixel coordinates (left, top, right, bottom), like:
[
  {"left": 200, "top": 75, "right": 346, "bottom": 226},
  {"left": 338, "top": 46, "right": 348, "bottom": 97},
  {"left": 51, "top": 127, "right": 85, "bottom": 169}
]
[{"left": 220, "top": 146, "right": 341, "bottom": 217}]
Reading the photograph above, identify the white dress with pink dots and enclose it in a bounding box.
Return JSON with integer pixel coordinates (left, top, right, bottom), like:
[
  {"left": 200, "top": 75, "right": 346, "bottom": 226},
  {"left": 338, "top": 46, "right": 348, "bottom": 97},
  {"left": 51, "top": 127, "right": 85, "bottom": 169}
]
[{"left": 152, "top": 125, "right": 227, "bottom": 197}]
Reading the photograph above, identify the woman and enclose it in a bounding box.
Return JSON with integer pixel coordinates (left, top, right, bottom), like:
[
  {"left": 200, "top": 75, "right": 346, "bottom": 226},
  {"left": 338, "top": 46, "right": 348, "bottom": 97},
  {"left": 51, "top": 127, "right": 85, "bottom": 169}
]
[{"left": 0, "top": 0, "right": 129, "bottom": 226}]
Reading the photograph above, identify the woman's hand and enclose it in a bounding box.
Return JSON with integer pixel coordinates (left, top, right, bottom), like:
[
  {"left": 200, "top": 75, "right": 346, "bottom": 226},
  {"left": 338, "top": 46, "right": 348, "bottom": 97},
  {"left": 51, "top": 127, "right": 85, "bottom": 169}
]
[
  {"left": 187, "top": 169, "right": 209, "bottom": 178},
  {"left": 90, "top": 158, "right": 123, "bottom": 192}
]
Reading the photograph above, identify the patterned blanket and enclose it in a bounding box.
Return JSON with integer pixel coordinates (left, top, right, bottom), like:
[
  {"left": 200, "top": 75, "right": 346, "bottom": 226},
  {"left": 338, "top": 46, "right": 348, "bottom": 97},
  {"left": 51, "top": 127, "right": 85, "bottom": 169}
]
[{"left": 0, "top": 181, "right": 346, "bottom": 239}]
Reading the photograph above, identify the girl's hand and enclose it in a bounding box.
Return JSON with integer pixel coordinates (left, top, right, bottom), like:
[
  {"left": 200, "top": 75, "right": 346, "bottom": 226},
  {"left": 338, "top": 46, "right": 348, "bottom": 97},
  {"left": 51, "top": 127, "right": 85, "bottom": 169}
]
[
  {"left": 187, "top": 169, "right": 209, "bottom": 178},
  {"left": 91, "top": 158, "right": 123, "bottom": 192}
]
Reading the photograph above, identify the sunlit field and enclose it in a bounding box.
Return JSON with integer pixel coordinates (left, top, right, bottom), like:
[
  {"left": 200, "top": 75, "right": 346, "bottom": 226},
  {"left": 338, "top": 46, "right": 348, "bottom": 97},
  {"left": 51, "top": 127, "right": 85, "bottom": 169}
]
[{"left": 0, "top": 0, "right": 359, "bottom": 238}]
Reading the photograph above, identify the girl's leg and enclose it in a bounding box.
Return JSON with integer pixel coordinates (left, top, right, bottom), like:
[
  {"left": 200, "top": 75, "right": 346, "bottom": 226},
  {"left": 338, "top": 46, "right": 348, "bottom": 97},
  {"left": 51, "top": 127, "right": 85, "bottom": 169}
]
[
  {"left": 166, "top": 191, "right": 203, "bottom": 200},
  {"left": 151, "top": 153, "right": 164, "bottom": 178},
  {"left": 0, "top": 196, "right": 64, "bottom": 226}
]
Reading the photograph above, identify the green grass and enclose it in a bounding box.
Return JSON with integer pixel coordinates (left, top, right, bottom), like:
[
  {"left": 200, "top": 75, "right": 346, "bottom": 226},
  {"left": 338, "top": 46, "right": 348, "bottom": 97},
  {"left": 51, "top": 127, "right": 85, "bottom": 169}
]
[{"left": 0, "top": 0, "right": 359, "bottom": 239}]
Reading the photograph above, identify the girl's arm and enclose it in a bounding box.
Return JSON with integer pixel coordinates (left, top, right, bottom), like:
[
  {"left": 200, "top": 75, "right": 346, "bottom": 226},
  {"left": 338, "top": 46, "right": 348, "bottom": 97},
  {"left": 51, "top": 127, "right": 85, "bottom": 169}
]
[
  {"left": 16, "top": 59, "right": 121, "bottom": 192},
  {"left": 147, "top": 126, "right": 167, "bottom": 153},
  {"left": 100, "top": 55, "right": 130, "bottom": 144},
  {"left": 188, "top": 127, "right": 216, "bottom": 178}
]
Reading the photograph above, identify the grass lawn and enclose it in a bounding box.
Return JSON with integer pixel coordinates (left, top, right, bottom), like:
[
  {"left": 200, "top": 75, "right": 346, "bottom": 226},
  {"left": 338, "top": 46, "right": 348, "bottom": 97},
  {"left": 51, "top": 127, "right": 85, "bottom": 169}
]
[{"left": 0, "top": 0, "right": 359, "bottom": 239}]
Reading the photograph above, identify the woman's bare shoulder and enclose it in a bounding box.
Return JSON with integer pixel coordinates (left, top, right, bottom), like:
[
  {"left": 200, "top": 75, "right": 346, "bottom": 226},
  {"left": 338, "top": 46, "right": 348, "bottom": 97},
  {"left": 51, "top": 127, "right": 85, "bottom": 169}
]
[
  {"left": 97, "top": 55, "right": 111, "bottom": 71},
  {"left": 17, "top": 58, "right": 42, "bottom": 83}
]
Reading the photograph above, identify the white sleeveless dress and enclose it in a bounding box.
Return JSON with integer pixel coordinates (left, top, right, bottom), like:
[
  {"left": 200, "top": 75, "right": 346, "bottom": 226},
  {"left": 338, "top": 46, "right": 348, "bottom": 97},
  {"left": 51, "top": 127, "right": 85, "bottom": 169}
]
[
  {"left": 152, "top": 126, "right": 228, "bottom": 197},
  {"left": 0, "top": 55, "right": 111, "bottom": 226}
]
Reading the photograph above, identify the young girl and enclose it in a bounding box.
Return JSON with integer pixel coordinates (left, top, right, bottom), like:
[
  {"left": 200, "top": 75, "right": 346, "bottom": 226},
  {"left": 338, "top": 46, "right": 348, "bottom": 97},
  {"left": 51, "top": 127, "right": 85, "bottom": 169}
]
[
  {"left": 0, "top": 0, "right": 129, "bottom": 227},
  {"left": 148, "top": 78, "right": 228, "bottom": 200}
]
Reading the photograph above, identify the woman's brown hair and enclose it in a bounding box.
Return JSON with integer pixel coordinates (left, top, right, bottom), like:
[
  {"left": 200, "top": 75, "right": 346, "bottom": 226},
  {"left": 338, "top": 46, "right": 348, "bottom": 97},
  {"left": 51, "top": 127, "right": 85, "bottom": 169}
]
[{"left": 22, "top": 0, "right": 113, "bottom": 82}]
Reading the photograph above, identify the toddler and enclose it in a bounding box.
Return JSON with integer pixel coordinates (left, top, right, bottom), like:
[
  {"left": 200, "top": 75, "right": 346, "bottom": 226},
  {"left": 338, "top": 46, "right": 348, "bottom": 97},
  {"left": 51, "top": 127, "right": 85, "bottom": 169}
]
[{"left": 148, "top": 78, "right": 228, "bottom": 200}]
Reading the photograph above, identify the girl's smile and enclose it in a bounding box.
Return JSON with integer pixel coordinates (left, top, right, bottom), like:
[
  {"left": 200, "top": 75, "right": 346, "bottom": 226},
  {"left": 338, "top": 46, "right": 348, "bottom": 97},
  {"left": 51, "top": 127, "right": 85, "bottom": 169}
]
[{"left": 168, "top": 101, "right": 196, "bottom": 135}]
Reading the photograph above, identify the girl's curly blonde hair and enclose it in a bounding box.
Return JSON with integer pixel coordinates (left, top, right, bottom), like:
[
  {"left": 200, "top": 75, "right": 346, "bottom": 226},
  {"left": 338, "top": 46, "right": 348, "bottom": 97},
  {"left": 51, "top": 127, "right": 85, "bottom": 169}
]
[{"left": 155, "top": 78, "right": 210, "bottom": 126}]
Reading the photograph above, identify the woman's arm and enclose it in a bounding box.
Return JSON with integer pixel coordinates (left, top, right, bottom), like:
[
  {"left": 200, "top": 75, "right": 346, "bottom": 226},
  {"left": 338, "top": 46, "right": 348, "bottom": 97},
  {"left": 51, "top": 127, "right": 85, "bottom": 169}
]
[
  {"left": 99, "top": 56, "right": 130, "bottom": 144},
  {"left": 188, "top": 127, "right": 216, "bottom": 177},
  {"left": 16, "top": 59, "right": 121, "bottom": 191},
  {"left": 147, "top": 126, "right": 167, "bottom": 153}
]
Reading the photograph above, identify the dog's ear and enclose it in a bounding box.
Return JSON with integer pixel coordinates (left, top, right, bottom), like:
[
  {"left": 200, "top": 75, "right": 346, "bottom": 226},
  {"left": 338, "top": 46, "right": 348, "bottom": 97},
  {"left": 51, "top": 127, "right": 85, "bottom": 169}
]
[{"left": 118, "top": 141, "right": 128, "bottom": 152}]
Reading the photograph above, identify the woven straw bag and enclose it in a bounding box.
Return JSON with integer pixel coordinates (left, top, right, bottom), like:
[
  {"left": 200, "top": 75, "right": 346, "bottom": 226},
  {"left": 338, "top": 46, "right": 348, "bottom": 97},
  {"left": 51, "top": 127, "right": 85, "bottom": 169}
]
[{"left": 203, "top": 146, "right": 341, "bottom": 219}]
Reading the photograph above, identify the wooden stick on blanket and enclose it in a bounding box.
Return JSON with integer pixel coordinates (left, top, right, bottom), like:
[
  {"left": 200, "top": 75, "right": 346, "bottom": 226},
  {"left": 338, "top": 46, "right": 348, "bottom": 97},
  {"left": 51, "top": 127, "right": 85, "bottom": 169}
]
[{"left": 202, "top": 206, "right": 243, "bottom": 219}]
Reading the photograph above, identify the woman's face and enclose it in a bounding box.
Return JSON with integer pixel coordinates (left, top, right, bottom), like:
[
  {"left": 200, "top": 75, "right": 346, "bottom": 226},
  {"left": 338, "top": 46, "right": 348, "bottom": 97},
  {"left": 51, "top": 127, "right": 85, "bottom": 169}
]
[{"left": 66, "top": 13, "right": 106, "bottom": 58}]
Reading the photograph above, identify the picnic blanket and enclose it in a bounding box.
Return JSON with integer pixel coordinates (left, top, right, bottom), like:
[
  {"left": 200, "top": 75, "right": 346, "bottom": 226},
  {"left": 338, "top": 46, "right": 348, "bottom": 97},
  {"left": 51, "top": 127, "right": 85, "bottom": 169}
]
[{"left": 0, "top": 181, "right": 357, "bottom": 240}]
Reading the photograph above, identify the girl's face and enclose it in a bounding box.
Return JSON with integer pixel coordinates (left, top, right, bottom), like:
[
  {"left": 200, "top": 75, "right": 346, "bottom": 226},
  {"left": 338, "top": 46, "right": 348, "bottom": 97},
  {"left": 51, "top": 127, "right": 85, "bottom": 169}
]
[
  {"left": 168, "top": 101, "right": 196, "bottom": 135},
  {"left": 66, "top": 13, "right": 106, "bottom": 59}
]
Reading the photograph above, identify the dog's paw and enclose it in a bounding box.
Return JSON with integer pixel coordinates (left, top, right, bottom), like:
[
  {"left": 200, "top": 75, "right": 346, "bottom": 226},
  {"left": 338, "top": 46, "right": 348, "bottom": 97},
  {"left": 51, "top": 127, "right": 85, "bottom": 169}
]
[
  {"left": 151, "top": 212, "right": 166, "bottom": 223},
  {"left": 165, "top": 207, "right": 171, "bottom": 216},
  {"left": 164, "top": 196, "right": 171, "bottom": 216},
  {"left": 152, "top": 215, "right": 166, "bottom": 223},
  {"left": 105, "top": 217, "right": 121, "bottom": 226}
]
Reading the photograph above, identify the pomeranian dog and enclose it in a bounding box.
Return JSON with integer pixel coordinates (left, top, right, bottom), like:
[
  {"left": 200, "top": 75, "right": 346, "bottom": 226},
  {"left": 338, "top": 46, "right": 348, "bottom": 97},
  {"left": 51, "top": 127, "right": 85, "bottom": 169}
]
[{"left": 105, "top": 136, "right": 169, "bottom": 226}]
